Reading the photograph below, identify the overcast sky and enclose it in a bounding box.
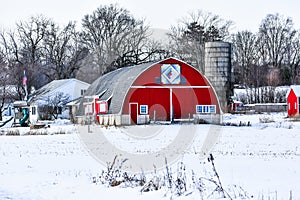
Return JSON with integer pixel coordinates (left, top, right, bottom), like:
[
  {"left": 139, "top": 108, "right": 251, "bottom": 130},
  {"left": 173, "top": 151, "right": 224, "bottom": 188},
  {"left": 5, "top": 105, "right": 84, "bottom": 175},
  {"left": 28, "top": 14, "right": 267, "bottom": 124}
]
[{"left": 1, "top": 0, "right": 299, "bottom": 32}]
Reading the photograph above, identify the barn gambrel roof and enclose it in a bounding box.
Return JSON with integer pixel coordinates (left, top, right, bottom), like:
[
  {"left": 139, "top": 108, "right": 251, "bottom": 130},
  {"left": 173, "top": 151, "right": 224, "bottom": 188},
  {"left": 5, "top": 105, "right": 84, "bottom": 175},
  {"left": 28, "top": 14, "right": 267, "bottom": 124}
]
[{"left": 81, "top": 62, "right": 155, "bottom": 115}]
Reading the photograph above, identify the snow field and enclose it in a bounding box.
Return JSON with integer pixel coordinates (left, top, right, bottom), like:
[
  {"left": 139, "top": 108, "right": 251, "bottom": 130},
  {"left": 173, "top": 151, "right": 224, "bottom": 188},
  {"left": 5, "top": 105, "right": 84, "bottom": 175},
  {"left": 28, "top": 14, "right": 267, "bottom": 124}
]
[{"left": 0, "top": 113, "right": 299, "bottom": 199}]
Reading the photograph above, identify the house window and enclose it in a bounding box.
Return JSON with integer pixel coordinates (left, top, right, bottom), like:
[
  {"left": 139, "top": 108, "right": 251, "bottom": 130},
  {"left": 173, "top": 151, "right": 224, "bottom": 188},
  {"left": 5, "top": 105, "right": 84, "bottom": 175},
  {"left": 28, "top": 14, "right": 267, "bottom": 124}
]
[
  {"left": 140, "top": 105, "right": 148, "bottom": 115},
  {"left": 31, "top": 106, "right": 36, "bottom": 115},
  {"left": 295, "top": 102, "right": 297, "bottom": 110},
  {"left": 81, "top": 89, "right": 86, "bottom": 96},
  {"left": 56, "top": 107, "right": 62, "bottom": 115},
  {"left": 196, "top": 105, "right": 216, "bottom": 114}
]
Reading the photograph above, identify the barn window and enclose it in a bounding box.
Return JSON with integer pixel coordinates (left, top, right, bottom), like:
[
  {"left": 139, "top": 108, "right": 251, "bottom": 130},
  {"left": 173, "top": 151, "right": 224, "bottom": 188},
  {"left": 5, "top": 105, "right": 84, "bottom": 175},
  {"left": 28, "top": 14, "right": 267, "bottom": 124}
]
[
  {"left": 209, "top": 106, "right": 216, "bottom": 113},
  {"left": 196, "top": 105, "right": 216, "bottom": 114},
  {"left": 98, "top": 101, "right": 108, "bottom": 114},
  {"left": 181, "top": 76, "right": 187, "bottom": 84},
  {"left": 140, "top": 105, "right": 148, "bottom": 115},
  {"left": 154, "top": 77, "right": 160, "bottom": 84}
]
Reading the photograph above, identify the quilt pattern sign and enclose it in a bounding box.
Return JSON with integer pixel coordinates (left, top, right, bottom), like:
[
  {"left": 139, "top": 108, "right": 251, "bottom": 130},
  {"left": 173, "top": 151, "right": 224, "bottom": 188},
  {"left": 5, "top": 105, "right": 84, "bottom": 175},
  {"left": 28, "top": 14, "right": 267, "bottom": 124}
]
[{"left": 161, "top": 64, "right": 181, "bottom": 84}]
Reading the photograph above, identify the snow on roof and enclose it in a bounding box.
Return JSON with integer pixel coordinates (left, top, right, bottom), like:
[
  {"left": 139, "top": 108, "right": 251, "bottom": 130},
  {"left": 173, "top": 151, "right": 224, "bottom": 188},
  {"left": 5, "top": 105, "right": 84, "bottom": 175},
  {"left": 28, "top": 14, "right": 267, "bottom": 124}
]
[
  {"left": 78, "top": 62, "right": 155, "bottom": 115},
  {"left": 13, "top": 101, "right": 28, "bottom": 107},
  {"left": 66, "top": 97, "right": 82, "bottom": 106},
  {"left": 29, "top": 78, "right": 90, "bottom": 103},
  {"left": 290, "top": 85, "right": 300, "bottom": 97}
]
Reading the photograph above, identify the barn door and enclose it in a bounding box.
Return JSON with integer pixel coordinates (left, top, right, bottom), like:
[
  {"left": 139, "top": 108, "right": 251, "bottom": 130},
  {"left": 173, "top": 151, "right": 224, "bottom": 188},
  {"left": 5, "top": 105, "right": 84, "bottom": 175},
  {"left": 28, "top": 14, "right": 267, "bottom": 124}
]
[{"left": 129, "top": 103, "right": 138, "bottom": 124}]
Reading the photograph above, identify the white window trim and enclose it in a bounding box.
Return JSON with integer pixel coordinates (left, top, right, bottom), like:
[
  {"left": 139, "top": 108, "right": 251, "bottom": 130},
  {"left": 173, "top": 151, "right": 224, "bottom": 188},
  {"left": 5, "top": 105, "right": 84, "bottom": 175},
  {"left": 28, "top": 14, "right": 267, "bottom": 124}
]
[
  {"left": 140, "top": 105, "right": 148, "bottom": 115},
  {"left": 81, "top": 89, "right": 86, "bottom": 96},
  {"left": 98, "top": 101, "right": 108, "bottom": 113},
  {"left": 196, "top": 105, "right": 216, "bottom": 114},
  {"left": 31, "top": 106, "right": 36, "bottom": 115}
]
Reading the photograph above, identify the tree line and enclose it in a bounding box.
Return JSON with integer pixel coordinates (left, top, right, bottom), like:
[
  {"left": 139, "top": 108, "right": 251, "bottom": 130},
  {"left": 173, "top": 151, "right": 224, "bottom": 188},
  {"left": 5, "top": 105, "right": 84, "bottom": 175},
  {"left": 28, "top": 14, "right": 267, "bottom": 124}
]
[
  {"left": 0, "top": 4, "right": 299, "bottom": 107},
  {"left": 232, "top": 13, "right": 300, "bottom": 103}
]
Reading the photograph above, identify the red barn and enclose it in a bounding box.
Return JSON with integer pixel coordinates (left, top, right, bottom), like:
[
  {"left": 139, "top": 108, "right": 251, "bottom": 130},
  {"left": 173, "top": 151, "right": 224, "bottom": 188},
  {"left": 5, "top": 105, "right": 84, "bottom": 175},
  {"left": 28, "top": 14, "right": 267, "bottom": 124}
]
[
  {"left": 80, "top": 58, "right": 222, "bottom": 125},
  {"left": 287, "top": 85, "right": 300, "bottom": 118}
]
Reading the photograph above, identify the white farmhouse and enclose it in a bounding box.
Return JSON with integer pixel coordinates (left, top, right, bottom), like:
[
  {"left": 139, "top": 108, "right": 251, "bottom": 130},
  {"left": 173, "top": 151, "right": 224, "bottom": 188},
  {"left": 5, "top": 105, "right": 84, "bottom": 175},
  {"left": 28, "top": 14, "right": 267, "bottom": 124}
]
[{"left": 29, "top": 79, "right": 90, "bottom": 122}]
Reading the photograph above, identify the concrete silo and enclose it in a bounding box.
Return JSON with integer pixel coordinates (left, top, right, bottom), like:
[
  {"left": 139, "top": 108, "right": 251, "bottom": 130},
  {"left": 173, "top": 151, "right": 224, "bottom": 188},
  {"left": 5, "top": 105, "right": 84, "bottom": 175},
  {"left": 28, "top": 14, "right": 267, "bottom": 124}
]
[{"left": 204, "top": 42, "right": 234, "bottom": 113}]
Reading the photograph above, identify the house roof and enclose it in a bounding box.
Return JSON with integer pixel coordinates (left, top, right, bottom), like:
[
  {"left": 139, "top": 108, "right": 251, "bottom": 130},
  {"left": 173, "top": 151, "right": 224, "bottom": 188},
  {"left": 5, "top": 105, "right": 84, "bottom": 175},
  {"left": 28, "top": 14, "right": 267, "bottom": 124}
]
[
  {"left": 290, "top": 85, "right": 300, "bottom": 97},
  {"left": 29, "top": 78, "right": 90, "bottom": 103},
  {"left": 80, "top": 62, "right": 155, "bottom": 115}
]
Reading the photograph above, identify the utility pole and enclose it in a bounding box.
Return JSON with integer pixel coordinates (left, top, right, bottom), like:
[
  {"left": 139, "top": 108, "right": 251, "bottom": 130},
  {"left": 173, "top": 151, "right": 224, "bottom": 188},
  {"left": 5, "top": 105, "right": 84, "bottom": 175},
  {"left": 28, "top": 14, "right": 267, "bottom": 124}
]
[{"left": 84, "top": 96, "right": 94, "bottom": 133}]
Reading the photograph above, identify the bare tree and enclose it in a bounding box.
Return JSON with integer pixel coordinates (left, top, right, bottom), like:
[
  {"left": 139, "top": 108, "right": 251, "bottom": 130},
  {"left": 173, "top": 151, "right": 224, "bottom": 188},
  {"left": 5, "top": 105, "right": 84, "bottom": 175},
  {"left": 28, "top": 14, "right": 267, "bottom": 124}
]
[
  {"left": 285, "top": 31, "right": 300, "bottom": 84},
  {"left": 111, "top": 38, "right": 171, "bottom": 71},
  {"left": 232, "top": 31, "right": 259, "bottom": 86},
  {"left": 0, "top": 29, "right": 26, "bottom": 101},
  {"left": 43, "top": 22, "right": 88, "bottom": 80},
  {"left": 80, "top": 4, "right": 151, "bottom": 76},
  {"left": 0, "top": 15, "right": 89, "bottom": 97},
  {"left": 232, "top": 14, "right": 300, "bottom": 103},
  {"left": 232, "top": 29, "right": 284, "bottom": 103},
  {"left": 258, "top": 13, "right": 296, "bottom": 69},
  {"left": 39, "top": 92, "right": 70, "bottom": 120},
  {"left": 168, "top": 10, "right": 233, "bottom": 72},
  {"left": 0, "top": 51, "right": 11, "bottom": 120},
  {"left": 14, "top": 15, "right": 55, "bottom": 89}
]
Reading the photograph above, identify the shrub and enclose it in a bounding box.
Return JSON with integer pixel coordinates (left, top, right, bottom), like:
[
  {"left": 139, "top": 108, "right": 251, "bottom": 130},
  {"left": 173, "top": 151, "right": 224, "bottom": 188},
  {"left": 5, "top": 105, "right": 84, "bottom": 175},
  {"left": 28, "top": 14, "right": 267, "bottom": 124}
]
[
  {"left": 259, "top": 115, "right": 275, "bottom": 123},
  {"left": 6, "top": 129, "right": 20, "bottom": 136},
  {"left": 93, "top": 156, "right": 145, "bottom": 188},
  {"left": 24, "top": 130, "right": 48, "bottom": 136}
]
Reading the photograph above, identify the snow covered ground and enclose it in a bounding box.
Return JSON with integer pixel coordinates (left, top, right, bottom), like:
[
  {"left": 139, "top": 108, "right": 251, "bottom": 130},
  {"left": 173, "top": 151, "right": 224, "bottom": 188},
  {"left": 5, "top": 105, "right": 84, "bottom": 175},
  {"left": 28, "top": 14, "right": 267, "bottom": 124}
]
[{"left": 0, "top": 114, "right": 299, "bottom": 199}]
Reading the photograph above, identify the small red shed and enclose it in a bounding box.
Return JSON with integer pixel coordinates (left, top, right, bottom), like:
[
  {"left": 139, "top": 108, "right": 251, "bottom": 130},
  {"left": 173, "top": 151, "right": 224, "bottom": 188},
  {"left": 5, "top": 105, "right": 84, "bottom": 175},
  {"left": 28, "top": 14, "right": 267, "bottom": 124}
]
[
  {"left": 80, "top": 58, "right": 222, "bottom": 125},
  {"left": 287, "top": 85, "right": 300, "bottom": 117},
  {"left": 230, "top": 100, "right": 243, "bottom": 113}
]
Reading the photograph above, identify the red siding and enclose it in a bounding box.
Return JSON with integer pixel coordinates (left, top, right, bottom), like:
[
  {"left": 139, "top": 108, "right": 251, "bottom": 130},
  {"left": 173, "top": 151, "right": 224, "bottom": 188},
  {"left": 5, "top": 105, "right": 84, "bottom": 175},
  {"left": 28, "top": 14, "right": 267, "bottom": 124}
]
[
  {"left": 133, "top": 58, "right": 209, "bottom": 87},
  {"left": 287, "top": 89, "right": 298, "bottom": 117},
  {"left": 171, "top": 88, "right": 218, "bottom": 119},
  {"left": 125, "top": 88, "right": 170, "bottom": 121},
  {"left": 122, "top": 58, "right": 220, "bottom": 121},
  {"left": 94, "top": 98, "right": 99, "bottom": 122}
]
